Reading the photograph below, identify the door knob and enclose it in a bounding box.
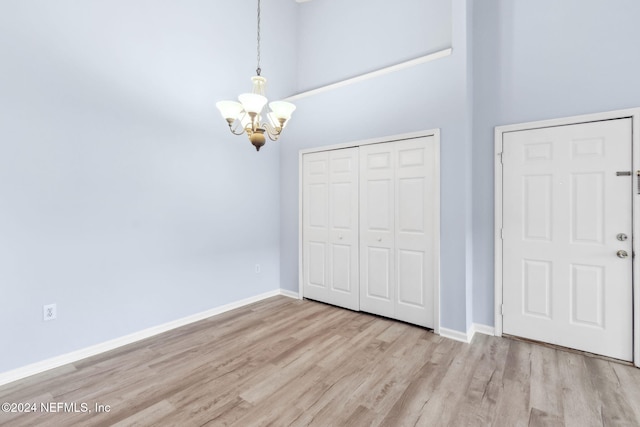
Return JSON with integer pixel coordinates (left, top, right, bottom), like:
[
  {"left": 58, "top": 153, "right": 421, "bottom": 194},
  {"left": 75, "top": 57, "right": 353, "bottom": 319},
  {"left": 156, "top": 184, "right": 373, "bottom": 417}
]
[
  {"left": 617, "top": 250, "right": 629, "bottom": 259},
  {"left": 617, "top": 233, "right": 628, "bottom": 241},
  {"left": 377, "top": 237, "right": 382, "bottom": 242}
]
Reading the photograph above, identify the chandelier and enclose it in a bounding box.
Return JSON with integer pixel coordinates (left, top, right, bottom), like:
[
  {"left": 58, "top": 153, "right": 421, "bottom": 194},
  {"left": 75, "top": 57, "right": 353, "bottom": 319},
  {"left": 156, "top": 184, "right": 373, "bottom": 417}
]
[{"left": 216, "top": 0, "right": 296, "bottom": 151}]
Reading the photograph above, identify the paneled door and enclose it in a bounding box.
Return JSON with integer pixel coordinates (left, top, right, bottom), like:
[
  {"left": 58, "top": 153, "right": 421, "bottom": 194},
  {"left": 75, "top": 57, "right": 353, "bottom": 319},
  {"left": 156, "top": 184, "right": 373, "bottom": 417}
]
[
  {"left": 360, "top": 137, "right": 437, "bottom": 328},
  {"left": 302, "top": 148, "right": 359, "bottom": 311},
  {"left": 502, "top": 118, "right": 633, "bottom": 360},
  {"left": 359, "top": 142, "right": 395, "bottom": 318}
]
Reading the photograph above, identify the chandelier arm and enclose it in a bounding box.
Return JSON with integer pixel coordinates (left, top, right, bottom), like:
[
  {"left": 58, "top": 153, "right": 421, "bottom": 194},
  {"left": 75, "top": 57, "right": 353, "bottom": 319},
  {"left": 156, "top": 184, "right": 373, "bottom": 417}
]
[
  {"left": 229, "top": 121, "right": 247, "bottom": 136},
  {"left": 262, "top": 121, "right": 282, "bottom": 137},
  {"left": 266, "top": 131, "right": 280, "bottom": 142}
]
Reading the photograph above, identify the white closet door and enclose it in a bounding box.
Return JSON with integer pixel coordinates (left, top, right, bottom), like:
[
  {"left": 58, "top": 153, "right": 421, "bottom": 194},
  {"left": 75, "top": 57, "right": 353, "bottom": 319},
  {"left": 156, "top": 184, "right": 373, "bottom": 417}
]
[
  {"left": 394, "top": 138, "right": 436, "bottom": 327},
  {"left": 303, "top": 148, "right": 359, "bottom": 310},
  {"left": 359, "top": 137, "right": 437, "bottom": 327},
  {"left": 327, "top": 149, "right": 359, "bottom": 310},
  {"left": 359, "top": 143, "right": 396, "bottom": 318},
  {"left": 302, "top": 151, "right": 330, "bottom": 303}
]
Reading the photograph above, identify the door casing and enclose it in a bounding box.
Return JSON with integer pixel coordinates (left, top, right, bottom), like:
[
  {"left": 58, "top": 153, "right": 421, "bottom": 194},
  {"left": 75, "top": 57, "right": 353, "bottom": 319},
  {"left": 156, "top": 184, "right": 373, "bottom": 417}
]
[
  {"left": 299, "top": 129, "right": 441, "bottom": 335},
  {"left": 494, "top": 108, "right": 640, "bottom": 367}
]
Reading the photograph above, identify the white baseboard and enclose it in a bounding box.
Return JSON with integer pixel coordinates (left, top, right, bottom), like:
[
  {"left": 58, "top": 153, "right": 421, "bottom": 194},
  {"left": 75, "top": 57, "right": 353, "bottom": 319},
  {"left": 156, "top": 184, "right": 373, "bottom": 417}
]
[
  {"left": 279, "top": 289, "right": 301, "bottom": 300},
  {"left": 0, "top": 289, "right": 293, "bottom": 387},
  {"left": 439, "top": 327, "right": 470, "bottom": 343},
  {"left": 471, "top": 323, "right": 495, "bottom": 337},
  {"left": 439, "top": 323, "right": 495, "bottom": 344}
]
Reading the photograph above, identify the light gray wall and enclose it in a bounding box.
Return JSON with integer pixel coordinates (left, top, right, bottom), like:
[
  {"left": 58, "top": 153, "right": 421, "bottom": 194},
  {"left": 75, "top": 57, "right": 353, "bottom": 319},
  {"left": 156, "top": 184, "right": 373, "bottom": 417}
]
[
  {"left": 281, "top": 0, "right": 475, "bottom": 332},
  {"left": 0, "top": 0, "right": 297, "bottom": 373},
  {"left": 296, "top": 0, "right": 452, "bottom": 92},
  {"left": 472, "top": 0, "right": 640, "bottom": 325}
]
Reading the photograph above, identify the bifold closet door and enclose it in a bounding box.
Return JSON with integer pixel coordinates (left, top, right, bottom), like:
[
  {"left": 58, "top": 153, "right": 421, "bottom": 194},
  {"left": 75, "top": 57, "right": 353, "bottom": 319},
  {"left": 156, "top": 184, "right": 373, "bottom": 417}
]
[
  {"left": 360, "top": 137, "right": 437, "bottom": 328},
  {"left": 302, "top": 148, "right": 359, "bottom": 311}
]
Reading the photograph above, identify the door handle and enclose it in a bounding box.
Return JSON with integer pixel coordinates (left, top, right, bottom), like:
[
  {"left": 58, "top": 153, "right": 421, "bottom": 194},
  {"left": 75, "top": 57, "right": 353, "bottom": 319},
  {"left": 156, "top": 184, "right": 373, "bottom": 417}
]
[{"left": 617, "top": 250, "right": 629, "bottom": 259}]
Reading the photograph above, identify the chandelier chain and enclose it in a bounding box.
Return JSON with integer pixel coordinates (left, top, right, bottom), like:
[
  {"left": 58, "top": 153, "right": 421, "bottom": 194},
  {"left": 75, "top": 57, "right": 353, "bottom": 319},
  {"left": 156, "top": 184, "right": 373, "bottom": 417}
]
[{"left": 256, "top": 0, "right": 261, "bottom": 76}]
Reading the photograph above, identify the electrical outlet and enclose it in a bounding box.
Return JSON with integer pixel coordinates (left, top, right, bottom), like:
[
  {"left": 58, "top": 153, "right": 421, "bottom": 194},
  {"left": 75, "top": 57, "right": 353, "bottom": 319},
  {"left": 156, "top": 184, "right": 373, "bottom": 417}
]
[
  {"left": 255, "top": 264, "right": 261, "bottom": 274},
  {"left": 43, "top": 304, "right": 57, "bottom": 321}
]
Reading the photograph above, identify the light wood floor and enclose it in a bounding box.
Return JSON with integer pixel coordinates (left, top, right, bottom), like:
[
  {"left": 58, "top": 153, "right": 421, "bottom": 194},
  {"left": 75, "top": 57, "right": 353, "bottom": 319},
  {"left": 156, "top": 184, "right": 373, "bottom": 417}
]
[{"left": 2, "top": 296, "right": 640, "bottom": 426}]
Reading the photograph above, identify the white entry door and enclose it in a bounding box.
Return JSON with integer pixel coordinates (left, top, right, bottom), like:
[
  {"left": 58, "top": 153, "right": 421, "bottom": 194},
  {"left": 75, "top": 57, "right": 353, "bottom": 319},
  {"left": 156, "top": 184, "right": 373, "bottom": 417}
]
[
  {"left": 502, "top": 118, "right": 633, "bottom": 360},
  {"left": 302, "top": 148, "right": 359, "bottom": 311},
  {"left": 360, "top": 137, "right": 437, "bottom": 328}
]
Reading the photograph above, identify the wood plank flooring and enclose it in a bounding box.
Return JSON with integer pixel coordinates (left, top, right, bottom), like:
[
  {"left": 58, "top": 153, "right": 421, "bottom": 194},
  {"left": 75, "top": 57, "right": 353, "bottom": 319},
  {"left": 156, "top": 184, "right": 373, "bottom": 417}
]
[{"left": 1, "top": 296, "right": 640, "bottom": 426}]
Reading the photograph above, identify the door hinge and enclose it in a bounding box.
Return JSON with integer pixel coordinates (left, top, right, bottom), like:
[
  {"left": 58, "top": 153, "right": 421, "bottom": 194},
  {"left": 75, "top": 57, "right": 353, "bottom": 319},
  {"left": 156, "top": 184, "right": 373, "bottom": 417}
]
[
  {"left": 500, "top": 228, "right": 504, "bottom": 239},
  {"left": 498, "top": 152, "right": 504, "bottom": 164},
  {"left": 500, "top": 304, "right": 504, "bottom": 315}
]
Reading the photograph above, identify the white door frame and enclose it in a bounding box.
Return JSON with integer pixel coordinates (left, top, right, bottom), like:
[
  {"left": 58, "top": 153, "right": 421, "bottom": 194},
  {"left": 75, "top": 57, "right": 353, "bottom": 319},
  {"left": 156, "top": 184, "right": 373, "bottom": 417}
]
[
  {"left": 494, "top": 108, "right": 640, "bottom": 367},
  {"left": 298, "top": 129, "right": 441, "bottom": 334}
]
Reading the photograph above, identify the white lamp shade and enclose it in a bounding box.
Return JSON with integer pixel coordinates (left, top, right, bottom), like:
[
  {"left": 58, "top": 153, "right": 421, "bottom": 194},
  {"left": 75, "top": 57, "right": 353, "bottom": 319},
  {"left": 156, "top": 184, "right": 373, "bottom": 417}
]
[
  {"left": 238, "top": 93, "right": 268, "bottom": 114},
  {"left": 269, "top": 101, "right": 296, "bottom": 120},
  {"left": 216, "top": 100, "right": 243, "bottom": 120}
]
